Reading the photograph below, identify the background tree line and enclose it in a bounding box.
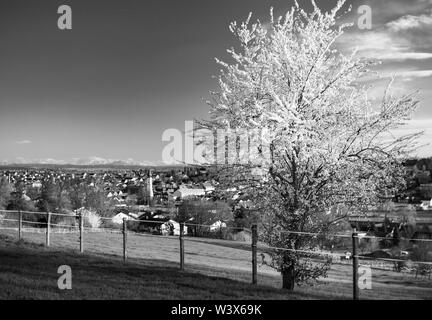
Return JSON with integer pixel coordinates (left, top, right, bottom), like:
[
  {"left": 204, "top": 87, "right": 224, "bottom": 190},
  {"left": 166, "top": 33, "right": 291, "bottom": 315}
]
[{"left": 0, "top": 176, "right": 113, "bottom": 218}]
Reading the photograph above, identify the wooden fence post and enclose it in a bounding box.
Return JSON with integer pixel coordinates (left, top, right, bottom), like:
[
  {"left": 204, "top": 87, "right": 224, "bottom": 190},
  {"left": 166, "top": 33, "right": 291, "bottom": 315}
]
[
  {"left": 252, "top": 224, "right": 258, "bottom": 285},
  {"left": 79, "top": 213, "right": 84, "bottom": 253},
  {"left": 179, "top": 222, "right": 185, "bottom": 270},
  {"left": 46, "top": 212, "right": 51, "bottom": 247},
  {"left": 352, "top": 228, "right": 359, "bottom": 300},
  {"left": 123, "top": 218, "right": 127, "bottom": 263},
  {"left": 18, "top": 210, "right": 22, "bottom": 240}
]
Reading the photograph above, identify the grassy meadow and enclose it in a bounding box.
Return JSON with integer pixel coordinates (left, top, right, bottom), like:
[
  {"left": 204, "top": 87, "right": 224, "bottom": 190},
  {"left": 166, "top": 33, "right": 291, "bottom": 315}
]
[{"left": 0, "top": 229, "right": 431, "bottom": 299}]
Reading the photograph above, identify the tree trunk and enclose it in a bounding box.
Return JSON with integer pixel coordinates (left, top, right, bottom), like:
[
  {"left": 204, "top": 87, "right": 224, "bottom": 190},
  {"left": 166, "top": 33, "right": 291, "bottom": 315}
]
[{"left": 281, "top": 266, "right": 295, "bottom": 290}]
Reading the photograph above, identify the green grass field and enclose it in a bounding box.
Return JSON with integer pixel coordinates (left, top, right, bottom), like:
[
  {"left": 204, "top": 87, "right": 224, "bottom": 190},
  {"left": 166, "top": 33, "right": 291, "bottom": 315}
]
[{"left": 0, "top": 228, "right": 431, "bottom": 299}]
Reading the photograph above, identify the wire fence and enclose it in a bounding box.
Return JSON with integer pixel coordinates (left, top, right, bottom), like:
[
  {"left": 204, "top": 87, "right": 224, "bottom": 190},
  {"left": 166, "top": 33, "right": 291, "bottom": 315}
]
[{"left": 0, "top": 209, "right": 431, "bottom": 299}]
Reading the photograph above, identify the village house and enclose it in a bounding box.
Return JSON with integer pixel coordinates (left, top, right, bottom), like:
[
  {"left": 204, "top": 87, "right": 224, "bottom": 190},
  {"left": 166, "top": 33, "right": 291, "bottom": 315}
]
[
  {"left": 172, "top": 185, "right": 206, "bottom": 200},
  {"left": 420, "top": 199, "right": 432, "bottom": 211}
]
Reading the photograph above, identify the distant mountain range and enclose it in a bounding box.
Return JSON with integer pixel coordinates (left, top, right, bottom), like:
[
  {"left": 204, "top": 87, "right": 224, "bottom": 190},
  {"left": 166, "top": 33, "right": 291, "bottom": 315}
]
[
  {"left": 0, "top": 157, "right": 176, "bottom": 168},
  {"left": 1, "top": 156, "right": 430, "bottom": 169}
]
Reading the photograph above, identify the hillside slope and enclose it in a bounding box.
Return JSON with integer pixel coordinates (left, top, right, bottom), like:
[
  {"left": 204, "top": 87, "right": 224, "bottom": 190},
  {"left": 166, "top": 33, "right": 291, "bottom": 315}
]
[{"left": 0, "top": 234, "right": 300, "bottom": 300}]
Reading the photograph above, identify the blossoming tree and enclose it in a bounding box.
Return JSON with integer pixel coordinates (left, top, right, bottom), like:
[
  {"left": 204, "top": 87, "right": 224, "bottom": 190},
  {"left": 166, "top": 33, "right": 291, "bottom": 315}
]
[{"left": 201, "top": 0, "right": 422, "bottom": 290}]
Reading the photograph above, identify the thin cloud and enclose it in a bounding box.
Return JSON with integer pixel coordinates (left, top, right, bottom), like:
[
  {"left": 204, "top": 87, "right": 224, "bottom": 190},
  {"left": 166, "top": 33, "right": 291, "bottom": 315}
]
[
  {"left": 386, "top": 12, "right": 432, "bottom": 32},
  {"left": 369, "top": 69, "right": 432, "bottom": 81},
  {"left": 338, "top": 29, "right": 432, "bottom": 61},
  {"left": 335, "top": 0, "right": 432, "bottom": 127},
  {"left": 15, "top": 140, "right": 32, "bottom": 145},
  {"left": 398, "top": 69, "right": 432, "bottom": 80},
  {"left": 385, "top": 10, "right": 432, "bottom": 51},
  {"left": 337, "top": 1, "right": 432, "bottom": 61}
]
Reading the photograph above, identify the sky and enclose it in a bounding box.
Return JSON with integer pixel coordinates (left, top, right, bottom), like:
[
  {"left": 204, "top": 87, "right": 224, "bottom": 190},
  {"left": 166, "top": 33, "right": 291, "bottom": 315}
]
[{"left": 0, "top": 0, "right": 431, "bottom": 164}]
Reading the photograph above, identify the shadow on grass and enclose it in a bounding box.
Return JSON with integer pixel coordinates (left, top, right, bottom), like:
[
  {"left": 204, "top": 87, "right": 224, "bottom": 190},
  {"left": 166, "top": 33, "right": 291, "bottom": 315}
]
[{"left": 0, "top": 234, "right": 323, "bottom": 300}]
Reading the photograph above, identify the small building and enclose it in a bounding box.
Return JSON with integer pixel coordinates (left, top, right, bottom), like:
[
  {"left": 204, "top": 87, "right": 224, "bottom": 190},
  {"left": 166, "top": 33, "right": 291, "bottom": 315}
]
[
  {"left": 32, "top": 180, "right": 42, "bottom": 188},
  {"left": 203, "top": 181, "right": 215, "bottom": 193},
  {"left": 209, "top": 220, "right": 227, "bottom": 232},
  {"left": 172, "top": 186, "right": 205, "bottom": 199},
  {"left": 111, "top": 212, "right": 133, "bottom": 224},
  {"left": 161, "top": 220, "right": 188, "bottom": 236},
  {"left": 420, "top": 199, "right": 432, "bottom": 211}
]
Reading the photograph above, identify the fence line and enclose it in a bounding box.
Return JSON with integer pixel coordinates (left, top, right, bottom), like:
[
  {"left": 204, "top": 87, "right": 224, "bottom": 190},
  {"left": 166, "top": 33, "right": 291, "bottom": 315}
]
[
  {"left": 0, "top": 210, "right": 76, "bottom": 218},
  {"left": 127, "top": 230, "right": 181, "bottom": 241},
  {"left": 0, "top": 227, "right": 79, "bottom": 234},
  {"left": 184, "top": 235, "right": 250, "bottom": 246},
  {"left": 3, "top": 221, "right": 430, "bottom": 269},
  {"left": 3, "top": 210, "right": 431, "bottom": 242},
  {"left": 184, "top": 222, "right": 252, "bottom": 232},
  {"left": 16, "top": 220, "right": 47, "bottom": 226},
  {"left": 280, "top": 229, "right": 432, "bottom": 242},
  {"left": 280, "top": 229, "right": 352, "bottom": 238},
  {"left": 356, "top": 255, "right": 432, "bottom": 266},
  {"left": 257, "top": 245, "right": 340, "bottom": 258},
  {"left": 83, "top": 227, "right": 123, "bottom": 234},
  {"left": 1, "top": 209, "right": 432, "bottom": 299},
  {"left": 1, "top": 218, "right": 21, "bottom": 223},
  {"left": 0, "top": 217, "right": 77, "bottom": 229}
]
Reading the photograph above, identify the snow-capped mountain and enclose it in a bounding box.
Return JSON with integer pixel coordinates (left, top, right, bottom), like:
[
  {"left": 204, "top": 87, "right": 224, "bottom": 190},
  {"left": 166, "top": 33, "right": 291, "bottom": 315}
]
[{"left": 0, "top": 157, "right": 167, "bottom": 167}]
